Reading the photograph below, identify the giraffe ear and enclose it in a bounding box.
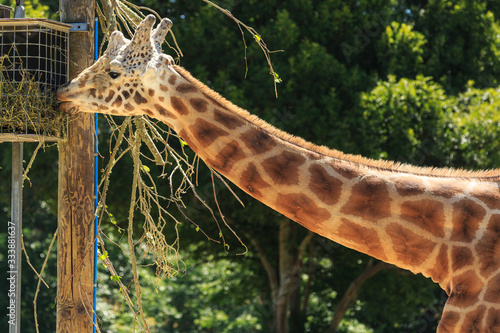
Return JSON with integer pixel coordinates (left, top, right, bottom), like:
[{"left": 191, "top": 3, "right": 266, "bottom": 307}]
[
  {"left": 106, "top": 31, "right": 129, "bottom": 56},
  {"left": 151, "top": 18, "right": 173, "bottom": 53},
  {"left": 130, "top": 14, "right": 156, "bottom": 49}
]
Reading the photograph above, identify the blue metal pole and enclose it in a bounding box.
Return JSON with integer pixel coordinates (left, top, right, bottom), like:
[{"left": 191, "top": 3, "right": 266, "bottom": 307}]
[{"left": 93, "top": 16, "right": 99, "bottom": 333}]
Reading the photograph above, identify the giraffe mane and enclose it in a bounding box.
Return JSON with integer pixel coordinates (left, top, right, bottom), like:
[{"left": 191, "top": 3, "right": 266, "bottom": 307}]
[{"left": 172, "top": 65, "right": 500, "bottom": 180}]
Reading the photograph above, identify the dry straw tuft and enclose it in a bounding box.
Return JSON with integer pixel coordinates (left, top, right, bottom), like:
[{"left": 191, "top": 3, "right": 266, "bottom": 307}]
[{"left": 0, "top": 55, "right": 66, "bottom": 139}]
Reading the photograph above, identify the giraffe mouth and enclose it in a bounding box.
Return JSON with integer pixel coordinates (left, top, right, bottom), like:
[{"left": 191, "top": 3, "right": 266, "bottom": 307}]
[{"left": 58, "top": 101, "right": 80, "bottom": 115}]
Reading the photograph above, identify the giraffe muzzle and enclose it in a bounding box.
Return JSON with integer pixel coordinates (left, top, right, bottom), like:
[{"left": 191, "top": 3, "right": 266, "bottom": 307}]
[{"left": 58, "top": 101, "right": 79, "bottom": 114}]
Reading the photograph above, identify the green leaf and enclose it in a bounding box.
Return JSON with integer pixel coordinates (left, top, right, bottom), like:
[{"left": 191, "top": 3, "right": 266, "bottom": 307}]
[
  {"left": 273, "top": 72, "right": 282, "bottom": 83},
  {"left": 142, "top": 165, "right": 151, "bottom": 173},
  {"left": 110, "top": 275, "right": 121, "bottom": 283},
  {"left": 98, "top": 251, "right": 108, "bottom": 260}
]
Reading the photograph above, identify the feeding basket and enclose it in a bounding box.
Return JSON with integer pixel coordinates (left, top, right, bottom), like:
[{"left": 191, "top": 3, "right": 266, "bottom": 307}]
[{"left": 0, "top": 18, "right": 71, "bottom": 142}]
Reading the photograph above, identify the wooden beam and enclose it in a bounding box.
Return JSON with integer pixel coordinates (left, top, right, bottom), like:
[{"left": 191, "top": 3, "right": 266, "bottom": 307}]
[{"left": 57, "top": 1, "right": 95, "bottom": 332}]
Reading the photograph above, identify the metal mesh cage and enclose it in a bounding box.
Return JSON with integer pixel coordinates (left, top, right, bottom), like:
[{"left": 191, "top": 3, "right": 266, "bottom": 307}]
[{"left": 0, "top": 18, "right": 71, "bottom": 142}]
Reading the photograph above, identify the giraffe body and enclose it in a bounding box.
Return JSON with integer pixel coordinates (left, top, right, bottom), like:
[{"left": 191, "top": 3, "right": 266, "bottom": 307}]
[{"left": 57, "top": 15, "right": 500, "bottom": 332}]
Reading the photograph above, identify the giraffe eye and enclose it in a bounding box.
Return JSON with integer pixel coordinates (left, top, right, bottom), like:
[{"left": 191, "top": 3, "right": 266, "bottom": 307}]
[{"left": 109, "top": 71, "right": 120, "bottom": 79}]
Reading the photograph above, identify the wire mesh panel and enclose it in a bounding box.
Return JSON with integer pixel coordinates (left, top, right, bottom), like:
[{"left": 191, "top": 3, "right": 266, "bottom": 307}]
[{"left": 0, "top": 19, "right": 71, "bottom": 142}]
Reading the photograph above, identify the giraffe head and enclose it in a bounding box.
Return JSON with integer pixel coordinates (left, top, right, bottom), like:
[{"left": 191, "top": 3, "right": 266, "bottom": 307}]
[{"left": 57, "top": 15, "right": 174, "bottom": 115}]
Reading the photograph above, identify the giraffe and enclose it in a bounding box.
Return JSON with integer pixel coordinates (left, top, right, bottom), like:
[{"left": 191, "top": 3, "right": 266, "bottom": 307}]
[{"left": 57, "top": 15, "right": 500, "bottom": 332}]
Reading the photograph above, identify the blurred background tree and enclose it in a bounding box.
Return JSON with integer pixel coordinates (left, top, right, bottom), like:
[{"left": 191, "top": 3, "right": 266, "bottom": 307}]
[{"left": 1, "top": 0, "right": 500, "bottom": 332}]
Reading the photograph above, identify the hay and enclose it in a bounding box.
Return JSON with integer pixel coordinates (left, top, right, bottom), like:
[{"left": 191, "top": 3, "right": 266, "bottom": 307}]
[{"left": 0, "top": 55, "right": 67, "bottom": 139}]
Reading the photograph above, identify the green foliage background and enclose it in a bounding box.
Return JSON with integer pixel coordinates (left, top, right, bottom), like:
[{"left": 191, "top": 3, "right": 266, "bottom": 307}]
[{"left": 1, "top": 0, "right": 500, "bottom": 332}]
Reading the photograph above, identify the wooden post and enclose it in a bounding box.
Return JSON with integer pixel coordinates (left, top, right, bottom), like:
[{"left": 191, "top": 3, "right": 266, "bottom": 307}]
[
  {"left": 10, "top": 143, "right": 23, "bottom": 333},
  {"left": 57, "top": 1, "right": 95, "bottom": 332}
]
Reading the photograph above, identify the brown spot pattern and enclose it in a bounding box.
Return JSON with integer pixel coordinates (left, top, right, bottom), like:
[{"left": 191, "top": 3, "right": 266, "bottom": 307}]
[
  {"left": 308, "top": 164, "right": 342, "bottom": 205},
  {"left": 462, "top": 306, "right": 486, "bottom": 332},
  {"left": 122, "top": 90, "right": 130, "bottom": 100},
  {"left": 154, "top": 104, "right": 176, "bottom": 119},
  {"left": 451, "top": 246, "right": 473, "bottom": 271},
  {"left": 341, "top": 176, "right": 391, "bottom": 222},
  {"left": 394, "top": 178, "right": 426, "bottom": 196},
  {"left": 431, "top": 181, "right": 461, "bottom": 199},
  {"left": 240, "top": 163, "right": 270, "bottom": 198},
  {"left": 208, "top": 140, "right": 246, "bottom": 172},
  {"left": 428, "top": 245, "right": 449, "bottom": 285},
  {"left": 451, "top": 199, "right": 486, "bottom": 242},
  {"left": 275, "top": 193, "right": 331, "bottom": 224},
  {"left": 78, "top": 74, "right": 88, "bottom": 87},
  {"left": 438, "top": 310, "right": 460, "bottom": 332},
  {"left": 486, "top": 308, "right": 500, "bottom": 332},
  {"left": 262, "top": 151, "right": 306, "bottom": 185},
  {"left": 386, "top": 223, "right": 436, "bottom": 268},
  {"left": 334, "top": 163, "right": 360, "bottom": 179},
  {"left": 476, "top": 215, "right": 500, "bottom": 278},
  {"left": 240, "top": 128, "right": 277, "bottom": 154},
  {"left": 448, "top": 270, "right": 483, "bottom": 308},
  {"left": 111, "top": 95, "right": 122, "bottom": 108},
  {"left": 188, "top": 118, "right": 228, "bottom": 148},
  {"left": 148, "top": 88, "right": 155, "bottom": 97},
  {"left": 336, "top": 220, "right": 387, "bottom": 261},
  {"left": 134, "top": 92, "right": 148, "bottom": 104},
  {"left": 400, "top": 200, "right": 445, "bottom": 238},
  {"left": 473, "top": 185, "right": 500, "bottom": 210},
  {"left": 484, "top": 273, "right": 500, "bottom": 303},
  {"left": 168, "top": 75, "right": 177, "bottom": 85},
  {"left": 176, "top": 83, "right": 198, "bottom": 93},
  {"left": 105, "top": 90, "right": 115, "bottom": 103},
  {"left": 170, "top": 96, "right": 189, "bottom": 115},
  {"left": 214, "top": 109, "right": 245, "bottom": 129},
  {"left": 124, "top": 103, "right": 134, "bottom": 111},
  {"left": 189, "top": 98, "right": 209, "bottom": 113},
  {"left": 160, "top": 84, "right": 168, "bottom": 92}
]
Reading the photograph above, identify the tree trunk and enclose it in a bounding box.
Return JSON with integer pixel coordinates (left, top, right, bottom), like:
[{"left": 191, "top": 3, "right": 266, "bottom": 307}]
[
  {"left": 57, "top": 2, "right": 95, "bottom": 332},
  {"left": 328, "top": 261, "right": 391, "bottom": 332},
  {"left": 276, "top": 219, "right": 294, "bottom": 333},
  {"left": 247, "top": 221, "right": 313, "bottom": 333},
  {"left": 289, "top": 232, "right": 314, "bottom": 333}
]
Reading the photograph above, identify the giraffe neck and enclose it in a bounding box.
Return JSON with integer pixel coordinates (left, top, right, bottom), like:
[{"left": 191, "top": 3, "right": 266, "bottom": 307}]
[{"left": 148, "top": 65, "right": 500, "bottom": 291}]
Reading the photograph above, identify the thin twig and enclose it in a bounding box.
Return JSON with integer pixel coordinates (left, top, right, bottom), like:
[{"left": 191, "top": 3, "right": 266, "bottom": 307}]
[
  {"left": 22, "top": 141, "right": 45, "bottom": 185},
  {"left": 21, "top": 236, "right": 49, "bottom": 289},
  {"left": 202, "top": 0, "right": 283, "bottom": 96}
]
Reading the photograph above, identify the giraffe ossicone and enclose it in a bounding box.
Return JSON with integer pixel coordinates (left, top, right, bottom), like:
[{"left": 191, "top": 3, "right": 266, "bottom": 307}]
[{"left": 57, "top": 15, "right": 500, "bottom": 333}]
